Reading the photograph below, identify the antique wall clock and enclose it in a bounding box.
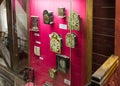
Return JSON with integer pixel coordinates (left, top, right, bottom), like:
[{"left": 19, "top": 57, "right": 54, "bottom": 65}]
[
  {"left": 68, "top": 10, "right": 80, "bottom": 30},
  {"left": 66, "top": 33, "right": 76, "bottom": 48},
  {"left": 56, "top": 54, "right": 70, "bottom": 73},
  {"left": 58, "top": 7, "right": 66, "bottom": 18},
  {"left": 34, "top": 46, "right": 40, "bottom": 56},
  {"left": 50, "top": 32, "right": 62, "bottom": 53},
  {"left": 43, "top": 10, "right": 53, "bottom": 24},
  {"left": 31, "top": 16, "right": 39, "bottom": 31},
  {"left": 49, "top": 68, "right": 57, "bottom": 79}
]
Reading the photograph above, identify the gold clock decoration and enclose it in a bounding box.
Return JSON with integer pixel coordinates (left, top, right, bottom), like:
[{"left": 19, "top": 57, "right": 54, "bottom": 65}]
[
  {"left": 68, "top": 10, "right": 80, "bottom": 30},
  {"left": 58, "top": 7, "right": 66, "bottom": 18},
  {"left": 31, "top": 16, "right": 39, "bottom": 31},
  {"left": 50, "top": 32, "right": 62, "bottom": 53},
  {"left": 66, "top": 33, "right": 76, "bottom": 48},
  {"left": 49, "top": 68, "right": 57, "bottom": 79},
  {"left": 56, "top": 54, "right": 70, "bottom": 73},
  {"left": 43, "top": 10, "right": 53, "bottom": 24}
]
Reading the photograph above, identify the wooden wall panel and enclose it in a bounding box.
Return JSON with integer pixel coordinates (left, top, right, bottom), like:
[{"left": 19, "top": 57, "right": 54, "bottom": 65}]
[
  {"left": 93, "top": 7, "right": 115, "bottom": 18},
  {"left": 92, "top": 0, "right": 115, "bottom": 73},
  {"left": 114, "top": 0, "right": 120, "bottom": 85},
  {"left": 93, "top": 0, "right": 115, "bottom": 7},
  {"left": 93, "top": 19, "right": 114, "bottom": 36},
  {"left": 93, "top": 34, "right": 114, "bottom": 56},
  {"left": 92, "top": 53, "right": 108, "bottom": 65}
]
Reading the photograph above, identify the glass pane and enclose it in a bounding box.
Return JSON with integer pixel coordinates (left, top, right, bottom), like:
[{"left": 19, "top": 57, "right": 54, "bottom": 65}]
[
  {"left": 29, "top": 0, "right": 71, "bottom": 86},
  {"left": 0, "top": 0, "right": 10, "bottom": 67},
  {"left": 71, "top": 0, "right": 86, "bottom": 86},
  {"left": 14, "top": 0, "right": 29, "bottom": 73}
]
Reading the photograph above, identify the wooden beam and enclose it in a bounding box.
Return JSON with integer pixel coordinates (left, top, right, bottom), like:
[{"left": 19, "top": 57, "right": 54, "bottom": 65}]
[
  {"left": 86, "top": 0, "right": 93, "bottom": 84},
  {"left": 27, "top": 0, "right": 30, "bottom": 66},
  {"left": 6, "top": 0, "right": 19, "bottom": 71}
]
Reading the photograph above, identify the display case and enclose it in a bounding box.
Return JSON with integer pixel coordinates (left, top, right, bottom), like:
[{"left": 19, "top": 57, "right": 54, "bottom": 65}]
[{"left": 29, "top": 0, "right": 86, "bottom": 86}]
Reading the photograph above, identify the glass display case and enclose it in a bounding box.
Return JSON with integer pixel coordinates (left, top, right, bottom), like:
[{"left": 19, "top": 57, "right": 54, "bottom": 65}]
[
  {"left": 28, "top": 0, "right": 86, "bottom": 86},
  {"left": 1, "top": 0, "right": 87, "bottom": 86}
]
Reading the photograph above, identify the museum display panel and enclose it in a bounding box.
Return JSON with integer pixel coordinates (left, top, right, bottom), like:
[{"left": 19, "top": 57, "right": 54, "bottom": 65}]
[{"left": 29, "top": 0, "right": 86, "bottom": 86}]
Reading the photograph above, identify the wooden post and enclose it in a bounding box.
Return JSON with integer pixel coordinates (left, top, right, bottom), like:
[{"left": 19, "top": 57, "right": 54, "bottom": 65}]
[
  {"left": 86, "top": 0, "right": 93, "bottom": 84},
  {"left": 6, "top": 0, "right": 19, "bottom": 71},
  {"left": 26, "top": 0, "right": 30, "bottom": 67}
]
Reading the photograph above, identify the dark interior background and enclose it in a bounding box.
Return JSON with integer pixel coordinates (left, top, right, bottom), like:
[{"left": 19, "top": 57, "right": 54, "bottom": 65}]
[{"left": 92, "top": 0, "right": 115, "bottom": 73}]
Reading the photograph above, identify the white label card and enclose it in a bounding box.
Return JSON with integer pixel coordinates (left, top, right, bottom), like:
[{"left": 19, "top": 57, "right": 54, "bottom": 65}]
[
  {"left": 36, "top": 41, "right": 41, "bottom": 44},
  {"left": 59, "top": 24, "right": 67, "bottom": 30},
  {"left": 34, "top": 46, "right": 40, "bottom": 56},
  {"left": 64, "top": 79, "right": 71, "bottom": 86},
  {"left": 34, "top": 33, "right": 40, "bottom": 36}
]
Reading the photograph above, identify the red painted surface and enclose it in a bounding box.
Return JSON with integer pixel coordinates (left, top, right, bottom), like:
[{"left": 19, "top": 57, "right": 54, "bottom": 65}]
[{"left": 29, "top": 0, "right": 86, "bottom": 86}]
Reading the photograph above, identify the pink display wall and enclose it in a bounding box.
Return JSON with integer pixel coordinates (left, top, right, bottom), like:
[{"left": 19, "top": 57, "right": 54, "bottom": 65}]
[{"left": 29, "top": 0, "right": 86, "bottom": 86}]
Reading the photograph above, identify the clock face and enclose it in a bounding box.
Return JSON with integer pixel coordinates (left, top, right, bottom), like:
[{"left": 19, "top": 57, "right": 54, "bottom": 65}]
[
  {"left": 43, "top": 10, "right": 50, "bottom": 24},
  {"left": 59, "top": 59, "right": 66, "bottom": 68},
  {"left": 50, "top": 32, "right": 62, "bottom": 53},
  {"left": 44, "top": 14, "right": 50, "bottom": 24},
  {"left": 66, "top": 33, "right": 76, "bottom": 48},
  {"left": 50, "top": 72, "right": 54, "bottom": 78},
  {"left": 68, "top": 10, "right": 80, "bottom": 30}
]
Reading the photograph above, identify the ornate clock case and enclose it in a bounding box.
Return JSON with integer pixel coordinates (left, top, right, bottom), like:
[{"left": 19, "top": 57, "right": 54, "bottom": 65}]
[
  {"left": 31, "top": 16, "right": 39, "bottom": 31},
  {"left": 49, "top": 68, "right": 57, "bottom": 79},
  {"left": 68, "top": 10, "right": 80, "bottom": 30},
  {"left": 66, "top": 33, "right": 76, "bottom": 48},
  {"left": 50, "top": 32, "right": 62, "bottom": 53},
  {"left": 43, "top": 10, "right": 53, "bottom": 24},
  {"left": 56, "top": 54, "right": 70, "bottom": 73}
]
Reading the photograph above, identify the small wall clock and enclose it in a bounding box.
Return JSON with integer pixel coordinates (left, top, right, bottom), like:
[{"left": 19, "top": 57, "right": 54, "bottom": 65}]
[
  {"left": 66, "top": 33, "right": 76, "bottom": 48},
  {"left": 31, "top": 16, "right": 39, "bottom": 31},
  {"left": 49, "top": 68, "right": 57, "bottom": 79},
  {"left": 50, "top": 32, "right": 62, "bottom": 53},
  {"left": 68, "top": 10, "right": 80, "bottom": 30},
  {"left": 58, "top": 7, "right": 66, "bottom": 18},
  {"left": 56, "top": 54, "right": 70, "bottom": 73},
  {"left": 43, "top": 10, "right": 53, "bottom": 24},
  {"left": 34, "top": 46, "right": 40, "bottom": 56}
]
